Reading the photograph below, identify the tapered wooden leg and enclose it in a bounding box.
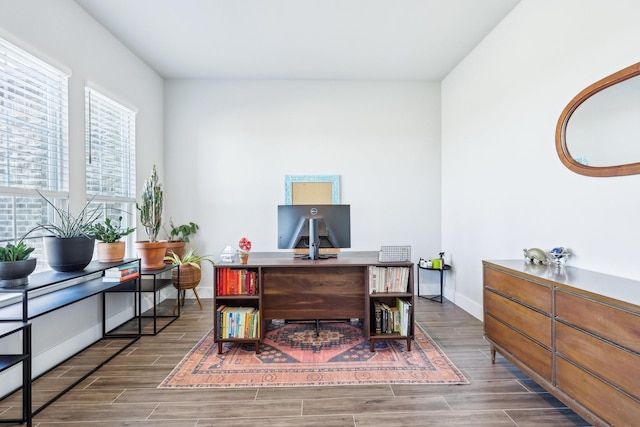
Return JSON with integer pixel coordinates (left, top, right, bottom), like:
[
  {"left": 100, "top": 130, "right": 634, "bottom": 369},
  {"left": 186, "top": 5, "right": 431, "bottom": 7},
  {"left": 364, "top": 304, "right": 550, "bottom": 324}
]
[
  {"left": 490, "top": 345, "right": 496, "bottom": 364},
  {"left": 193, "top": 288, "right": 203, "bottom": 309},
  {"left": 173, "top": 295, "right": 179, "bottom": 315}
]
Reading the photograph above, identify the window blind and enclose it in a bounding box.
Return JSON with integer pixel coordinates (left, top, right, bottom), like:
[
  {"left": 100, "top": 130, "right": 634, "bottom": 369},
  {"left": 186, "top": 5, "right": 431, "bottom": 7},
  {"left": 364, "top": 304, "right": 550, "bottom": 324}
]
[
  {"left": 85, "top": 88, "right": 136, "bottom": 199},
  {"left": 0, "top": 38, "right": 69, "bottom": 192},
  {"left": 0, "top": 36, "right": 69, "bottom": 255}
]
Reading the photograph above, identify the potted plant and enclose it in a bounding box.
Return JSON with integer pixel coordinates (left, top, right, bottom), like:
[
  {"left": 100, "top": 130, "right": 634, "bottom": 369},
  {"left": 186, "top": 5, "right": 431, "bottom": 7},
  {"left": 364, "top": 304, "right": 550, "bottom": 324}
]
[
  {"left": 90, "top": 217, "right": 135, "bottom": 262},
  {"left": 238, "top": 237, "right": 252, "bottom": 264},
  {"left": 25, "top": 190, "right": 101, "bottom": 272},
  {"left": 135, "top": 165, "right": 168, "bottom": 270},
  {"left": 164, "top": 219, "right": 199, "bottom": 260},
  {"left": 164, "top": 248, "right": 214, "bottom": 314},
  {"left": 0, "top": 241, "right": 37, "bottom": 287}
]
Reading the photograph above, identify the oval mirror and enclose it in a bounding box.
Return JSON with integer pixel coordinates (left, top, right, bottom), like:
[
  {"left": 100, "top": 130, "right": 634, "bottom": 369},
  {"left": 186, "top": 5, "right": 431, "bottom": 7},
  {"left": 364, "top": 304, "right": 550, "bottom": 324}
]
[{"left": 555, "top": 62, "right": 640, "bottom": 177}]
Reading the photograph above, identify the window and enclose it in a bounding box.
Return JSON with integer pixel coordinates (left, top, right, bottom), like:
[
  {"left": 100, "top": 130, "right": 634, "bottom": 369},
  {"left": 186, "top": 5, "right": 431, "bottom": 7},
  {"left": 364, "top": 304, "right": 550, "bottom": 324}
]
[
  {"left": 0, "top": 37, "right": 69, "bottom": 264},
  {"left": 85, "top": 87, "right": 136, "bottom": 254}
]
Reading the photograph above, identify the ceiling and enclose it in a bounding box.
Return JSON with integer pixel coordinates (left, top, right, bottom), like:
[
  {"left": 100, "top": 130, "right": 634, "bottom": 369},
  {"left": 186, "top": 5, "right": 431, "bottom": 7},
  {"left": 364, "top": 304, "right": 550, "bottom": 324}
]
[{"left": 74, "top": 0, "right": 520, "bottom": 80}]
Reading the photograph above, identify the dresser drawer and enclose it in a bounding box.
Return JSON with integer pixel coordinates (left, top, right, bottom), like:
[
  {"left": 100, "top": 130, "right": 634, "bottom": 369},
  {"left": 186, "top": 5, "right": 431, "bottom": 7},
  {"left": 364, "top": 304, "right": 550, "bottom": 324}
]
[
  {"left": 556, "top": 321, "right": 640, "bottom": 401},
  {"left": 556, "top": 356, "right": 640, "bottom": 427},
  {"left": 556, "top": 290, "right": 640, "bottom": 354},
  {"left": 484, "top": 288, "right": 551, "bottom": 347},
  {"left": 485, "top": 315, "right": 552, "bottom": 380},
  {"left": 484, "top": 267, "right": 551, "bottom": 313}
]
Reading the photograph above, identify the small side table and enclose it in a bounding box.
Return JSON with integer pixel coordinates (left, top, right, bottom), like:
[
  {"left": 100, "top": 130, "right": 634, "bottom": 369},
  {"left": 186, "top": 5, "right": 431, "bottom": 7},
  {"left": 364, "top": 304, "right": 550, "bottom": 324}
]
[{"left": 417, "top": 259, "right": 451, "bottom": 304}]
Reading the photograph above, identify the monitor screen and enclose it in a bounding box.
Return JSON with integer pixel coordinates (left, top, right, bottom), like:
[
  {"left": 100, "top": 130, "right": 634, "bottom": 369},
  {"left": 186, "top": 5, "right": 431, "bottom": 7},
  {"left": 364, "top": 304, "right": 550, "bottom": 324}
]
[{"left": 277, "top": 204, "right": 351, "bottom": 259}]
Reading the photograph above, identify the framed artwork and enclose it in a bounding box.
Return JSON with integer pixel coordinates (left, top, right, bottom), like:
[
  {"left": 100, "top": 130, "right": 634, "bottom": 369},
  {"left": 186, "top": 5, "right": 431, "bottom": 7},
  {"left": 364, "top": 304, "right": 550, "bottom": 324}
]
[{"left": 284, "top": 175, "right": 340, "bottom": 205}]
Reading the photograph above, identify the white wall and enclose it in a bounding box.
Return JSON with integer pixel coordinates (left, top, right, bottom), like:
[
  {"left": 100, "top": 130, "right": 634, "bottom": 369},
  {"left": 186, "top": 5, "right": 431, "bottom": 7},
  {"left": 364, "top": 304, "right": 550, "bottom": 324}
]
[
  {"left": 164, "top": 80, "right": 443, "bottom": 297},
  {"left": 442, "top": 0, "right": 640, "bottom": 318},
  {"left": 0, "top": 0, "right": 164, "bottom": 394}
]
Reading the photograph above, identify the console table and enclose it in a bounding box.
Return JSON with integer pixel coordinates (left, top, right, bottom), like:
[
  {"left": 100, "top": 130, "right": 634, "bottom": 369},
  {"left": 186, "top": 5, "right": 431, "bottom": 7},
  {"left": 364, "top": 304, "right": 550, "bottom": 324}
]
[
  {"left": 0, "top": 259, "right": 142, "bottom": 421},
  {"left": 213, "top": 251, "right": 414, "bottom": 353}
]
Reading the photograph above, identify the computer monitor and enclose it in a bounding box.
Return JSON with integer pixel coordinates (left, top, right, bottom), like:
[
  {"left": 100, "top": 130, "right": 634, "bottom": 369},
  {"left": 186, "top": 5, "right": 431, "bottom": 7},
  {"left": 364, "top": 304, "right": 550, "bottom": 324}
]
[{"left": 277, "top": 204, "right": 351, "bottom": 260}]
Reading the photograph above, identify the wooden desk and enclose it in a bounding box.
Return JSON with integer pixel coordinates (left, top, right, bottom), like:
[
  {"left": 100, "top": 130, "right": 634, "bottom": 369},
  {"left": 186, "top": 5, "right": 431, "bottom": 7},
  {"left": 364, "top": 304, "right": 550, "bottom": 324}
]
[{"left": 214, "top": 251, "right": 414, "bottom": 353}]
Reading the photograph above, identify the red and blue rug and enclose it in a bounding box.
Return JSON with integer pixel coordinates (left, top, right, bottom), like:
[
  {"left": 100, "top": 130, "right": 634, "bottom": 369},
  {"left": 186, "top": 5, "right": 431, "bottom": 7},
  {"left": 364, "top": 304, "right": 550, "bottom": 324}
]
[{"left": 159, "top": 321, "right": 468, "bottom": 388}]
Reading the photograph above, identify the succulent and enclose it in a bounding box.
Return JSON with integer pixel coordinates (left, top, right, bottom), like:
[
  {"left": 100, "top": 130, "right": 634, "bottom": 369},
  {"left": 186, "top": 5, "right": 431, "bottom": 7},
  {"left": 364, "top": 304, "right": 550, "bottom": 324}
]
[
  {"left": 0, "top": 241, "right": 35, "bottom": 262},
  {"left": 90, "top": 217, "right": 135, "bottom": 243}
]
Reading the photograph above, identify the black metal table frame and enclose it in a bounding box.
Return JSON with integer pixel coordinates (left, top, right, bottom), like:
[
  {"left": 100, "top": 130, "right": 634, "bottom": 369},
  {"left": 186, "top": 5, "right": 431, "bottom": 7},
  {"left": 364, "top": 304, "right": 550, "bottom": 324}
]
[{"left": 416, "top": 262, "right": 451, "bottom": 303}]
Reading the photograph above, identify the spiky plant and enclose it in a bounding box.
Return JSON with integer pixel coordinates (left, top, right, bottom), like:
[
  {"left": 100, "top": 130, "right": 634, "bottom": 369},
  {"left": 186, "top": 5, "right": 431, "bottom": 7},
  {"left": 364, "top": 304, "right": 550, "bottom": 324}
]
[
  {"left": 26, "top": 190, "right": 101, "bottom": 238},
  {"left": 163, "top": 247, "right": 215, "bottom": 269}
]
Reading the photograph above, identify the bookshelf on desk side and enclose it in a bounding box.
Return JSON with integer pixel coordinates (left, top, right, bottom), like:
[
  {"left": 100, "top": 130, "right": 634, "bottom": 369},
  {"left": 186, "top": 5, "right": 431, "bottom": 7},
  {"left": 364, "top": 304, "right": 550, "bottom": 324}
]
[{"left": 367, "top": 263, "right": 414, "bottom": 352}]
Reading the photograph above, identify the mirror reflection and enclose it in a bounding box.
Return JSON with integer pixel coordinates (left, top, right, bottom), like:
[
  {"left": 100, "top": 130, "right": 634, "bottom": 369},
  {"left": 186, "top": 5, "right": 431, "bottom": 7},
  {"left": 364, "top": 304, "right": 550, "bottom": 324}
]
[
  {"left": 556, "top": 62, "right": 640, "bottom": 177},
  {"left": 566, "top": 75, "right": 640, "bottom": 167}
]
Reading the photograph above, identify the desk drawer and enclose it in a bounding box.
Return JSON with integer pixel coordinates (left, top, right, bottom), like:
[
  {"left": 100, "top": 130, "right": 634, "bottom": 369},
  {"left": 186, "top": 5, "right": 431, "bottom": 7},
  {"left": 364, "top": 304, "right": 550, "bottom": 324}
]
[
  {"left": 555, "top": 290, "right": 640, "bottom": 354},
  {"left": 485, "top": 315, "right": 552, "bottom": 380},
  {"left": 484, "top": 288, "right": 551, "bottom": 347},
  {"left": 484, "top": 267, "right": 551, "bottom": 313}
]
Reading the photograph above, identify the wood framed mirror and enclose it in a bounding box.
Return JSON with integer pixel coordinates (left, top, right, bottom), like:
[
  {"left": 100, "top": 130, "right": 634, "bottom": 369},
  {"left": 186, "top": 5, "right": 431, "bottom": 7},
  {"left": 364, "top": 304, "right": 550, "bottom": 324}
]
[{"left": 555, "top": 61, "right": 640, "bottom": 177}]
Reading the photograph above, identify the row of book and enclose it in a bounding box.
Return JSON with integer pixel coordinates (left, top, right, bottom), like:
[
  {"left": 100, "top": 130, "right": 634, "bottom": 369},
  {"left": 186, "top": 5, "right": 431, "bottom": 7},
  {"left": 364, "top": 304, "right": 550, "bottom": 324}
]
[
  {"left": 373, "top": 298, "right": 412, "bottom": 336},
  {"left": 216, "top": 306, "right": 260, "bottom": 339},
  {"left": 102, "top": 263, "right": 140, "bottom": 282},
  {"left": 368, "top": 266, "right": 410, "bottom": 293},
  {"left": 216, "top": 268, "right": 258, "bottom": 295}
]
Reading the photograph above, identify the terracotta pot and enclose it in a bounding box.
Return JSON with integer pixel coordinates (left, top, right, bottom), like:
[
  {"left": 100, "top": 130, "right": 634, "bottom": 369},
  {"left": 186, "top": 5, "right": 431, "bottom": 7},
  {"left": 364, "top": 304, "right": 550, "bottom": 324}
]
[
  {"left": 97, "top": 241, "right": 125, "bottom": 263},
  {"left": 135, "top": 241, "right": 168, "bottom": 270},
  {"left": 240, "top": 253, "right": 249, "bottom": 264},
  {"left": 165, "top": 240, "right": 186, "bottom": 262}
]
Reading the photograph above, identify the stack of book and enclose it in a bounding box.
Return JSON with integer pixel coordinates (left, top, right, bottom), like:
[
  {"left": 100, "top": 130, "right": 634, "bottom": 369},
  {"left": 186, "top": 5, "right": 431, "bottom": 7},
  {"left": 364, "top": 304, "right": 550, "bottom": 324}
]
[
  {"left": 373, "top": 298, "right": 411, "bottom": 336},
  {"left": 216, "top": 306, "right": 260, "bottom": 339},
  {"left": 216, "top": 268, "right": 258, "bottom": 295},
  {"left": 368, "top": 266, "right": 410, "bottom": 293},
  {"left": 103, "top": 263, "right": 140, "bottom": 282}
]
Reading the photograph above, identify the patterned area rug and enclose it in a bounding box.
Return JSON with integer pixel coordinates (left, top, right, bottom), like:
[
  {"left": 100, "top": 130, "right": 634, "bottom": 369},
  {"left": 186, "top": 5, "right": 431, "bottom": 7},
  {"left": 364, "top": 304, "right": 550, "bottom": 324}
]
[{"left": 159, "top": 321, "right": 468, "bottom": 388}]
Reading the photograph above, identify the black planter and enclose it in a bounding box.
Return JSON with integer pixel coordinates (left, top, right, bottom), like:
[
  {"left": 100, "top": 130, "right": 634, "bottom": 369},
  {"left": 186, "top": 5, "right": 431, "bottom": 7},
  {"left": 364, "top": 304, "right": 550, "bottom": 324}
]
[
  {"left": 43, "top": 236, "right": 95, "bottom": 272},
  {"left": 0, "top": 258, "right": 37, "bottom": 287}
]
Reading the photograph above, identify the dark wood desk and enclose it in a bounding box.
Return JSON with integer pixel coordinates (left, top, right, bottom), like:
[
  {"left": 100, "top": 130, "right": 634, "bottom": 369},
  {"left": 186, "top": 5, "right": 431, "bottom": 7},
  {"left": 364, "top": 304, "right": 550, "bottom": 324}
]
[
  {"left": 214, "top": 251, "right": 414, "bottom": 353},
  {"left": 257, "top": 252, "right": 373, "bottom": 322}
]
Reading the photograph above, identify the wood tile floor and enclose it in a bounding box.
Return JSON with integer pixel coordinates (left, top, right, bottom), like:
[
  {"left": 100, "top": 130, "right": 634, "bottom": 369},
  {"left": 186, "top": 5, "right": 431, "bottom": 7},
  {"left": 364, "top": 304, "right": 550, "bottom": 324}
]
[{"left": 1, "top": 297, "right": 591, "bottom": 426}]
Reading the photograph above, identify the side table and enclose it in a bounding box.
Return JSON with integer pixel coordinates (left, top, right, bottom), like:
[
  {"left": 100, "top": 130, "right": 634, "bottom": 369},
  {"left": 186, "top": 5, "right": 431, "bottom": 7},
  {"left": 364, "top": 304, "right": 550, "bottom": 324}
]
[{"left": 417, "top": 259, "right": 451, "bottom": 303}]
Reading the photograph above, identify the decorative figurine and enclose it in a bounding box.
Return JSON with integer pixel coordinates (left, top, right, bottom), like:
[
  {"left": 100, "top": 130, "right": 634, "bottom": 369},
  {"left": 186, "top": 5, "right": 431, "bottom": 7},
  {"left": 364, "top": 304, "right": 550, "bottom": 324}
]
[
  {"left": 546, "top": 246, "right": 570, "bottom": 267},
  {"left": 523, "top": 248, "right": 548, "bottom": 265}
]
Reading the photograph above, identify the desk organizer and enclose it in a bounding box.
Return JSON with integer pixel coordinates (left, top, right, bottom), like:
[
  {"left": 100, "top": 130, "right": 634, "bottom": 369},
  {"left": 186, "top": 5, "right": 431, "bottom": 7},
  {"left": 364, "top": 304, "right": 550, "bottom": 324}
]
[{"left": 378, "top": 246, "right": 411, "bottom": 262}]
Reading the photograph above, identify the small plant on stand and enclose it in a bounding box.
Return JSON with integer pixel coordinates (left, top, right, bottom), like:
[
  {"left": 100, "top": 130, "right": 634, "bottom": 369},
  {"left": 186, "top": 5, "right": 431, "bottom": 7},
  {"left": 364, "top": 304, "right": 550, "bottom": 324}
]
[
  {"left": 0, "top": 240, "right": 37, "bottom": 287},
  {"left": 90, "top": 217, "right": 135, "bottom": 262},
  {"left": 164, "top": 219, "right": 199, "bottom": 260},
  {"left": 164, "top": 248, "right": 214, "bottom": 314},
  {"left": 238, "top": 237, "right": 252, "bottom": 264}
]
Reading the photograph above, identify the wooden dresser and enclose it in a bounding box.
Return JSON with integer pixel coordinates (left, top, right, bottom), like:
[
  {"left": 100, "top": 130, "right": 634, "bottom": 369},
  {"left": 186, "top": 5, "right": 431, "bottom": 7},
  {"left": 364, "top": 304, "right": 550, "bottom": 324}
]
[{"left": 483, "top": 260, "right": 640, "bottom": 427}]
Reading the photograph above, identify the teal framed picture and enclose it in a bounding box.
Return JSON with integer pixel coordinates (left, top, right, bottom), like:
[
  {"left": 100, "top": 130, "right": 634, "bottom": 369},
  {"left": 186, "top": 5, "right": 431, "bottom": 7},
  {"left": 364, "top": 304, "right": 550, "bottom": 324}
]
[{"left": 284, "top": 175, "right": 340, "bottom": 205}]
